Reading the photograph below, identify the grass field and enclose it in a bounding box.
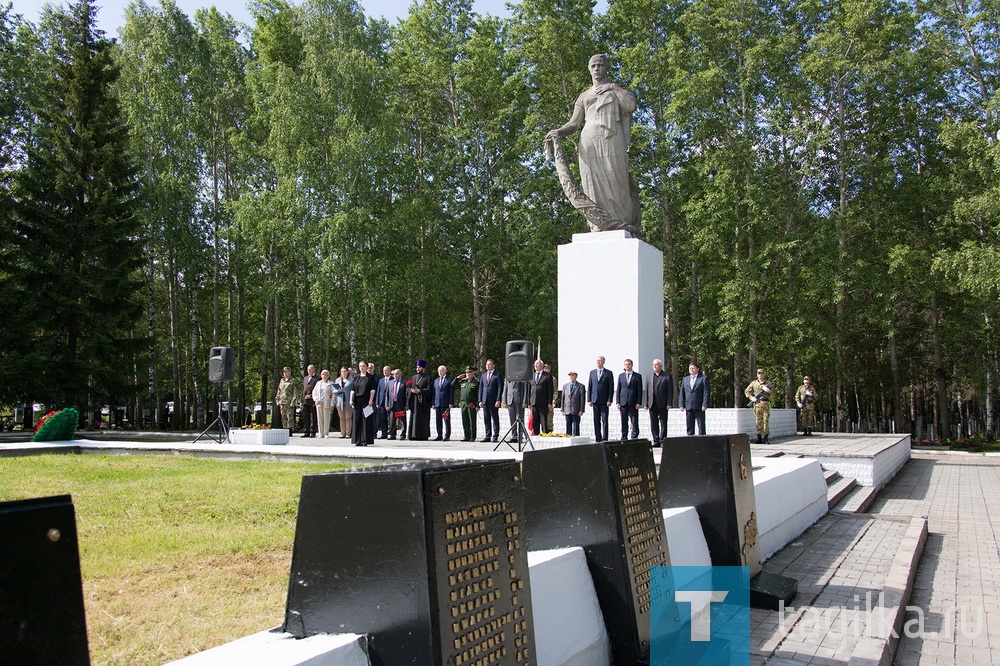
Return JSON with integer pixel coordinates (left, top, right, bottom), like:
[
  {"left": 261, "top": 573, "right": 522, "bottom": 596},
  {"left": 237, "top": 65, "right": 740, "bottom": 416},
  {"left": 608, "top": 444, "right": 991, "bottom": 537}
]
[{"left": 0, "top": 453, "right": 355, "bottom": 665}]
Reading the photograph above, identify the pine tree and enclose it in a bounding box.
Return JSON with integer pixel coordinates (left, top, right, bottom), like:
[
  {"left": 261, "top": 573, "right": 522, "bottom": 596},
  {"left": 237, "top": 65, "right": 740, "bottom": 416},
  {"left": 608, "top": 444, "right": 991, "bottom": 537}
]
[{"left": 0, "top": 0, "right": 144, "bottom": 411}]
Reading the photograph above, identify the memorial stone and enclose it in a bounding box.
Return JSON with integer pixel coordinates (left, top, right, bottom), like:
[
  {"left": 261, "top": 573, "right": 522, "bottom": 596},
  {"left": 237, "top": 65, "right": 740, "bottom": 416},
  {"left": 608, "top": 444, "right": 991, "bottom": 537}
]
[
  {"left": 657, "top": 435, "right": 796, "bottom": 609},
  {"left": 522, "top": 439, "right": 668, "bottom": 665},
  {"left": 284, "top": 461, "right": 535, "bottom": 666},
  {"left": 0, "top": 495, "right": 90, "bottom": 665}
]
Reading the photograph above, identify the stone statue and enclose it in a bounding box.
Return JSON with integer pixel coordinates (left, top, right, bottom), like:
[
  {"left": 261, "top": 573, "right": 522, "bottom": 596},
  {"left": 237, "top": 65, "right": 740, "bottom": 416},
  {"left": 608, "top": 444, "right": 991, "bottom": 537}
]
[{"left": 544, "top": 53, "right": 642, "bottom": 239}]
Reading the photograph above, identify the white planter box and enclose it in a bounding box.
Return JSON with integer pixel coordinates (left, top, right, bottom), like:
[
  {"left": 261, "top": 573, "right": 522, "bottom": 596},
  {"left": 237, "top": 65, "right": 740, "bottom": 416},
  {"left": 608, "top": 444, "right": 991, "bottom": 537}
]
[{"left": 228, "top": 429, "right": 290, "bottom": 446}]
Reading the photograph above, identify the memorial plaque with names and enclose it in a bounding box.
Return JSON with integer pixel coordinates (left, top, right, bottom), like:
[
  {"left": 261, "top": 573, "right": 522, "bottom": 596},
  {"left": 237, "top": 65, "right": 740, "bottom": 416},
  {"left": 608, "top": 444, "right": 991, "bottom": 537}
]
[
  {"left": 284, "top": 461, "right": 535, "bottom": 666},
  {"left": 0, "top": 495, "right": 90, "bottom": 666},
  {"left": 522, "top": 439, "right": 668, "bottom": 665}
]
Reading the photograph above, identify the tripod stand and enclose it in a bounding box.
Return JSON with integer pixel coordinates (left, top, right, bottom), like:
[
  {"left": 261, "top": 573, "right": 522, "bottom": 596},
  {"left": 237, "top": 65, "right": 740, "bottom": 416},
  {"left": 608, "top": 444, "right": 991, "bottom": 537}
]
[
  {"left": 193, "top": 385, "right": 231, "bottom": 445},
  {"left": 494, "top": 382, "right": 534, "bottom": 452}
]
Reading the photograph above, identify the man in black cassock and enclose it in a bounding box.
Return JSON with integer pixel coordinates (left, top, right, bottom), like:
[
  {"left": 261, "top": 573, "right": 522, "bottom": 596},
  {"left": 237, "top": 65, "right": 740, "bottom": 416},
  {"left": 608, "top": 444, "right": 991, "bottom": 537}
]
[{"left": 407, "top": 359, "right": 433, "bottom": 441}]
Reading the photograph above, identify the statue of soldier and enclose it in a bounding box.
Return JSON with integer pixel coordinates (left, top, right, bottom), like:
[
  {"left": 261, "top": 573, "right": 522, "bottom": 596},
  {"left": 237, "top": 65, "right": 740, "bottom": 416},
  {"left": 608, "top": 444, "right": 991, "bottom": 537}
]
[
  {"left": 274, "top": 366, "right": 299, "bottom": 431},
  {"left": 454, "top": 367, "right": 480, "bottom": 442},
  {"left": 795, "top": 376, "right": 818, "bottom": 436}
]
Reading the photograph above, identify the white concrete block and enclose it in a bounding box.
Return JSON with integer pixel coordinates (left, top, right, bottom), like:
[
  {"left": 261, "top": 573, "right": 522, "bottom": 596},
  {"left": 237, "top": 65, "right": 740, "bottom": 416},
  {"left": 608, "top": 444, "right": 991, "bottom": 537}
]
[
  {"left": 557, "top": 231, "right": 664, "bottom": 392},
  {"left": 753, "top": 457, "right": 828, "bottom": 560},
  {"left": 528, "top": 547, "right": 612, "bottom": 666},
  {"left": 229, "top": 428, "right": 290, "bottom": 446},
  {"left": 661, "top": 506, "right": 711, "bottom": 568},
  {"left": 164, "top": 629, "right": 368, "bottom": 666}
]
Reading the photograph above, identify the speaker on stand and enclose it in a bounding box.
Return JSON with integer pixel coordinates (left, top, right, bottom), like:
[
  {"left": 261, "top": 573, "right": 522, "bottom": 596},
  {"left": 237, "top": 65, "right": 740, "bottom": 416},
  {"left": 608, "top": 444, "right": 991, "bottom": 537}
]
[
  {"left": 496, "top": 340, "right": 535, "bottom": 452},
  {"left": 195, "top": 347, "right": 235, "bottom": 445}
]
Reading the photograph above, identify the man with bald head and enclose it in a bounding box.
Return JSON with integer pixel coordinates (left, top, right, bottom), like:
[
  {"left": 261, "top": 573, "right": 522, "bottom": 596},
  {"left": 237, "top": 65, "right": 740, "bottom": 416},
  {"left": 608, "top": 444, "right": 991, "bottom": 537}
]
[{"left": 644, "top": 359, "right": 673, "bottom": 447}]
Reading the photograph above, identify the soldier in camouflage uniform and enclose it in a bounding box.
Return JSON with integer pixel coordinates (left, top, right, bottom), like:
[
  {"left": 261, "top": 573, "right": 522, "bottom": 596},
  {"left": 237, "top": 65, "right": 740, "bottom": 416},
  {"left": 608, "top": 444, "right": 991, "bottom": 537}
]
[
  {"left": 454, "top": 366, "right": 480, "bottom": 442},
  {"left": 274, "top": 367, "right": 299, "bottom": 431},
  {"left": 795, "top": 375, "right": 818, "bottom": 436},
  {"left": 745, "top": 368, "right": 773, "bottom": 443}
]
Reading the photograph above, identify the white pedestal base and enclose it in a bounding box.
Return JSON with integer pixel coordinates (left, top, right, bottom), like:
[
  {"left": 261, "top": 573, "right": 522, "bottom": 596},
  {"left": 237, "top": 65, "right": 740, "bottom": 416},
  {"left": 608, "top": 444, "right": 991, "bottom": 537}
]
[{"left": 557, "top": 231, "right": 664, "bottom": 388}]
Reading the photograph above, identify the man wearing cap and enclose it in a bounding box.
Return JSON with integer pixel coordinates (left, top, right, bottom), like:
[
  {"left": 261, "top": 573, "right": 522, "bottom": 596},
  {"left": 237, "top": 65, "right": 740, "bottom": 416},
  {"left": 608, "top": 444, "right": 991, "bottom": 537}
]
[
  {"left": 407, "top": 359, "right": 433, "bottom": 440},
  {"left": 454, "top": 366, "right": 480, "bottom": 441},
  {"left": 561, "top": 372, "right": 586, "bottom": 436},
  {"left": 795, "top": 376, "right": 818, "bottom": 436},
  {"left": 275, "top": 366, "right": 299, "bottom": 431},
  {"left": 745, "top": 368, "right": 773, "bottom": 443}
]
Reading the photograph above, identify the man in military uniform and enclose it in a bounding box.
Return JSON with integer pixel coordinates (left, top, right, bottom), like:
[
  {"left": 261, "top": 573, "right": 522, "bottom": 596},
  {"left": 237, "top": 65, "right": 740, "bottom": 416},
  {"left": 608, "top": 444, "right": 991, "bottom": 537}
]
[
  {"left": 795, "top": 375, "right": 818, "bottom": 436},
  {"left": 745, "top": 368, "right": 773, "bottom": 443},
  {"left": 454, "top": 366, "right": 480, "bottom": 442},
  {"left": 274, "top": 366, "right": 299, "bottom": 431}
]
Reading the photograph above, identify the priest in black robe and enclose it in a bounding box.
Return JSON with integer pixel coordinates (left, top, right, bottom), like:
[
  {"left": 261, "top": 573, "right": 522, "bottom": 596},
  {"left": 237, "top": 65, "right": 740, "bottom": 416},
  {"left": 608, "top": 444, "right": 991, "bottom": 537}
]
[{"left": 407, "top": 359, "right": 433, "bottom": 440}]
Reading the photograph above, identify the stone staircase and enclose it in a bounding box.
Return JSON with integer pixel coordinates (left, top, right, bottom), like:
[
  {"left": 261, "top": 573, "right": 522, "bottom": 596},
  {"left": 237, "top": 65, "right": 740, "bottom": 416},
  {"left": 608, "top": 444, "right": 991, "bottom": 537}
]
[{"left": 824, "top": 466, "right": 880, "bottom": 512}]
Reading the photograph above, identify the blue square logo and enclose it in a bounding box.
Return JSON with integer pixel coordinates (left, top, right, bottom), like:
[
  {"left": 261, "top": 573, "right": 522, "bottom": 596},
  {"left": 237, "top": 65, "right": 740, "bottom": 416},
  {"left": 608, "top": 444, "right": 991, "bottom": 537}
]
[{"left": 650, "top": 566, "right": 750, "bottom": 665}]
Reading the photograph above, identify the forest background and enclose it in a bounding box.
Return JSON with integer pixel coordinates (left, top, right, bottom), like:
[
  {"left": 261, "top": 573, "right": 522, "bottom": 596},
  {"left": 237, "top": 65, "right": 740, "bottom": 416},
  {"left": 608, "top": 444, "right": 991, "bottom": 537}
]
[{"left": 2, "top": 0, "right": 999, "bottom": 440}]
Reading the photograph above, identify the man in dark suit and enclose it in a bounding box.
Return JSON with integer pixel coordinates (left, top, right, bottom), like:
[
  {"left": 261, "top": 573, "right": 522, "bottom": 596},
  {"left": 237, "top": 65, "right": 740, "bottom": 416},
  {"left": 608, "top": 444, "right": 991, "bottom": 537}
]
[
  {"left": 375, "top": 365, "right": 392, "bottom": 439},
  {"left": 301, "top": 364, "right": 318, "bottom": 437},
  {"left": 528, "top": 359, "right": 554, "bottom": 435},
  {"left": 478, "top": 358, "right": 503, "bottom": 442},
  {"left": 678, "top": 361, "right": 710, "bottom": 435},
  {"left": 433, "top": 365, "right": 454, "bottom": 441},
  {"left": 644, "top": 359, "right": 673, "bottom": 447},
  {"left": 587, "top": 356, "right": 614, "bottom": 442},
  {"left": 385, "top": 368, "right": 407, "bottom": 439},
  {"left": 560, "top": 371, "right": 586, "bottom": 436},
  {"left": 616, "top": 358, "right": 643, "bottom": 440}
]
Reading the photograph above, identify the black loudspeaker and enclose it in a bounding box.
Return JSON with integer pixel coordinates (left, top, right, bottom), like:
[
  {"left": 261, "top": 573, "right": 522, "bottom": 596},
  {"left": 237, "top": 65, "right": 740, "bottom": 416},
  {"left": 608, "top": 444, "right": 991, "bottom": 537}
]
[
  {"left": 1, "top": 495, "right": 91, "bottom": 665},
  {"left": 208, "top": 347, "right": 235, "bottom": 383},
  {"left": 504, "top": 340, "right": 534, "bottom": 382}
]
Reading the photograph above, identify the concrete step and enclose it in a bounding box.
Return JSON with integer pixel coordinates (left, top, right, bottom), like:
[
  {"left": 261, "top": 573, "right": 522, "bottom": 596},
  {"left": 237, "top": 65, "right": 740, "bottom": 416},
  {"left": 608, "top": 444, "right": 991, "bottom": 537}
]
[
  {"left": 827, "top": 476, "right": 857, "bottom": 509},
  {"left": 824, "top": 468, "right": 842, "bottom": 484},
  {"left": 834, "top": 484, "right": 880, "bottom": 513}
]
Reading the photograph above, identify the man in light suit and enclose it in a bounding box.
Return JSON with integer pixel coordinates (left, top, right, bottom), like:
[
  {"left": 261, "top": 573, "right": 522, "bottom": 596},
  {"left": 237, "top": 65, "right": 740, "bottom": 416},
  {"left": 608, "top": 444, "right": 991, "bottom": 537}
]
[
  {"left": 561, "top": 372, "right": 586, "bottom": 436},
  {"left": 644, "top": 359, "right": 673, "bottom": 447},
  {"left": 616, "top": 359, "right": 643, "bottom": 440},
  {"left": 528, "top": 359, "right": 554, "bottom": 435},
  {"left": 588, "top": 356, "right": 614, "bottom": 442},
  {"left": 502, "top": 378, "right": 526, "bottom": 429},
  {"left": 478, "top": 358, "right": 503, "bottom": 442},
  {"left": 678, "top": 361, "right": 710, "bottom": 435},
  {"left": 375, "top": 365, "right": 392, "bottom": 439},
  {"left": 432, "top": 365, "right": 454, "bottom": 441}
]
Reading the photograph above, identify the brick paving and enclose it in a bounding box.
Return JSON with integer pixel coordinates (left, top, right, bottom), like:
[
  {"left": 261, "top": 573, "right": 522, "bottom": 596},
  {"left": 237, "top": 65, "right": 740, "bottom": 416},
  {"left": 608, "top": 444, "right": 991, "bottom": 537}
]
[{"left": 876, "top": 455, "right": 1000, "bottom": 665}]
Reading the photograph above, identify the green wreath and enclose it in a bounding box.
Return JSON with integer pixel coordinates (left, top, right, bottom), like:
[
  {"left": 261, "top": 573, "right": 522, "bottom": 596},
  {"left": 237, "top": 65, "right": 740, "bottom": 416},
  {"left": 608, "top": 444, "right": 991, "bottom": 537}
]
[{"left": 32, "top": 408, "right": 80, "bottom": 442}]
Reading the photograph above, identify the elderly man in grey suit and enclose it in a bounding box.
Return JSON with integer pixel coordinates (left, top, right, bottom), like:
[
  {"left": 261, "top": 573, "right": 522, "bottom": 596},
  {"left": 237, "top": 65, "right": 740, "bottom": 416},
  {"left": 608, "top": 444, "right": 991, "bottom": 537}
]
[
  {"left": 644, "top": 359, "right": 673, "bottom": 447},
  {"left": 560, "top": 372, "right": 586, "bottom": 436}
]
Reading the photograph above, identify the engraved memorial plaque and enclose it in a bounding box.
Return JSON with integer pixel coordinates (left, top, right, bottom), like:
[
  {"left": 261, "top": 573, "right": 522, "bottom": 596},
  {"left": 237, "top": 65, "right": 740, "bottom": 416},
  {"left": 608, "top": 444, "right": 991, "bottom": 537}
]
[
  {"left": 284, "top": 461, "right": 535, "bottom": 666},
  {"left": 657, "top": 435, "right": 795, "bottom": 608},
  {"left": 522, "top": 439, "right": 668, "bottom": 665},
  {"left": 0, "top": 495, "right": 90, "bottom": 666}
]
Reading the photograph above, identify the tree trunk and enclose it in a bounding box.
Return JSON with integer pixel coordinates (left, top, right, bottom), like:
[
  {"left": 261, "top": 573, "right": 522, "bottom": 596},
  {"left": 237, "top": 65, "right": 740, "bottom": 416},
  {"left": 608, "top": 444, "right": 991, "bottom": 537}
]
[{"left": 930, "top": 293, "right": 949, "bottom": 440}]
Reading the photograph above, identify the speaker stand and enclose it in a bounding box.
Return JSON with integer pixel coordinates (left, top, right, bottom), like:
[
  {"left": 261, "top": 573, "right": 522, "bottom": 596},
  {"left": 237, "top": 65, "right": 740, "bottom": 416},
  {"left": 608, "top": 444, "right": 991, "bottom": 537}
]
[
  {"left": 193, "top": 399, "right": 230, "bottom": 445},
  {"left": 495, "top": 417, "right": 533, "bottom": 453}
]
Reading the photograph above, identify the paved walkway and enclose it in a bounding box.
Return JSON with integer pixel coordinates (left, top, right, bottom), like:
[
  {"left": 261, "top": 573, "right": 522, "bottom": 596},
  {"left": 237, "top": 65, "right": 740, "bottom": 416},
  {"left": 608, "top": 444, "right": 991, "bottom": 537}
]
[
  {"left": 877, "top": 455, "right": 1000, "bottom": 665},
  {"left": 751, "top": 453, "right": 1000, "bottom": 664}
]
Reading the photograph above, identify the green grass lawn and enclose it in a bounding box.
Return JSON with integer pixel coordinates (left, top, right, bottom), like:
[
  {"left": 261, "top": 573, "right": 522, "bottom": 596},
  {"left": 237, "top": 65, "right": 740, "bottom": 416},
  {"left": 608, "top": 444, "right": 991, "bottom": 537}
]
[{"left": 0, "top": 453, "right": 355, "bottom": 665}]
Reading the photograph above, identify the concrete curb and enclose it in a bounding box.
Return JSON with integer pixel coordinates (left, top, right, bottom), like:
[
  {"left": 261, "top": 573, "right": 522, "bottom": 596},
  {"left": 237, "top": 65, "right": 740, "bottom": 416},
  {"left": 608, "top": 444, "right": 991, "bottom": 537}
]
[{"left": 847, "top": 516, "right": 928, "bottom": 666}]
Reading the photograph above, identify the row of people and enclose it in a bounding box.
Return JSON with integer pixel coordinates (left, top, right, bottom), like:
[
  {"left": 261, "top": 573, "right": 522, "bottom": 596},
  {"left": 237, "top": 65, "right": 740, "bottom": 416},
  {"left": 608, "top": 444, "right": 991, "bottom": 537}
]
[{"left": 274, "top": 357, "right": 818, "bottom": 447}]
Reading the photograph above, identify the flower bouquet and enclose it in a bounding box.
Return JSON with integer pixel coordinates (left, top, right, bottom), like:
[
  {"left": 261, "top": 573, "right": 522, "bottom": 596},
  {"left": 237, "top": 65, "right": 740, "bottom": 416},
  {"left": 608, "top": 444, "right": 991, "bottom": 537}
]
[{"left": 32, "top": 408, "right": 79, "bottom": 442}]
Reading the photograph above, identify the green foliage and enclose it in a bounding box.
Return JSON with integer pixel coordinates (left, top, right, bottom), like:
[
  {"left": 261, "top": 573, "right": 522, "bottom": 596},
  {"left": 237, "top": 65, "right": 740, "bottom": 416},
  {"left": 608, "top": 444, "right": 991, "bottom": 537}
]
[{"left": 5, "top": 0, "right": 1000, "bottom": 435}]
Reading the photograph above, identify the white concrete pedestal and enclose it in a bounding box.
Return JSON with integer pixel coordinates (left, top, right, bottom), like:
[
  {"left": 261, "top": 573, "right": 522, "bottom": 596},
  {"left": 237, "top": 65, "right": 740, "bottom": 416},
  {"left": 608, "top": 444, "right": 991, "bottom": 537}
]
[{"left": 557, "top": 231, "right": 664, "bottom": 384}]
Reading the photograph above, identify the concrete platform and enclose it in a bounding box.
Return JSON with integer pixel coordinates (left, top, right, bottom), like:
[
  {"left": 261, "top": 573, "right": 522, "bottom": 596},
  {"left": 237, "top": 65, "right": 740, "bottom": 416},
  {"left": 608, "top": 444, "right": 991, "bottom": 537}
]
[{"left": 753, "top": 433, "right": 911, "bottom": 489}]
